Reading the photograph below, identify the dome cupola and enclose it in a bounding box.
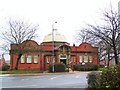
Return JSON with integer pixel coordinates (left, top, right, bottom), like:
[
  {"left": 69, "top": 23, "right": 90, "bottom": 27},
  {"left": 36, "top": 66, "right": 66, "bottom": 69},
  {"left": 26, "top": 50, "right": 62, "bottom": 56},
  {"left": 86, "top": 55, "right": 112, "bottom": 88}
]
[{"left": 43, "top": 29, "right": 67, "bottom": 42}]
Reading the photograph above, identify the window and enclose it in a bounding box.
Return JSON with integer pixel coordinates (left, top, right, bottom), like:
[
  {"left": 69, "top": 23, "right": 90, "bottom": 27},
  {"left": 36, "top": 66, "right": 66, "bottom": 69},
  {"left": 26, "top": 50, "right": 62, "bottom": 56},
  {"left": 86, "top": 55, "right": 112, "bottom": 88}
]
[
  {"left": 34, "top": 55, "right": 38, "bottom": 63},
  {"left": 20, "top": 55, "right": 24, "bottom": 63},
  {"left": 79, "top": 56, "right": 82, "bottom": 63},
  {"left": 53, "top": 57, "right": 55, "bottom": 63},
  {"left": 27, "top": 55, "right": 32, "bottom": 63},
  {"left": 84, "top": 55, "right": 88, "bottom": 63},
  {"left": 89, "top": 56, "right": 93, "bottom": 62},
  {"left": 84, "top": 46, "right": 87, "bottom": 49},
  {"left": 60, "top": 55, "right": 66, "bottom": 58},
  {"left": 46, "top": 56, "right": 50, "bottom": 63},
  {"left": 73, "top": 57, "right": 76, "bottom": 62}
]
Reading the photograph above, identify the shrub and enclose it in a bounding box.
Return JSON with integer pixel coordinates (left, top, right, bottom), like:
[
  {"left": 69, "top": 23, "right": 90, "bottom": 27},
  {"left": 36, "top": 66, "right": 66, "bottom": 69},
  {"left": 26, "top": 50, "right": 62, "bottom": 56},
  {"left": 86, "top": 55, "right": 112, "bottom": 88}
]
[
  {"left": 87, "top": 72, "right": 100, "bottom": 88},
  {"left": 49, "top": 63, "right": 65, "bottom": 72},
  {"left": 98, "top": 65, "right": 120, "bottom": 88},
  {"left": 73, "top": 63, "right": 98, "bottom": 71},
  {"left": 88, "top": 64, "right": 120, "bottom": 88},
  {"left": 73, "top": 64, "right": 80, "bottom": 71},
  {"left": 1, "top": 64, "right": 10, "bottom": 71},
  {"left": 99, "top": 65, "right": 105, "bottom": 68},
  {"left": 98, "top": 67, "right": 108, "bottom": 71}
]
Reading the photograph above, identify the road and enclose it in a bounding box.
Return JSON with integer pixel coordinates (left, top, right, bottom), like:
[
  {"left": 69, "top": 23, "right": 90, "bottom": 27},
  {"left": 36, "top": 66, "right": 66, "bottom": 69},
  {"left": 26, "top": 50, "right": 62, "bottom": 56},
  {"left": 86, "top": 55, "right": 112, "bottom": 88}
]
[{"left": 0, "top": 73, "right": 88, "bottom": 88}]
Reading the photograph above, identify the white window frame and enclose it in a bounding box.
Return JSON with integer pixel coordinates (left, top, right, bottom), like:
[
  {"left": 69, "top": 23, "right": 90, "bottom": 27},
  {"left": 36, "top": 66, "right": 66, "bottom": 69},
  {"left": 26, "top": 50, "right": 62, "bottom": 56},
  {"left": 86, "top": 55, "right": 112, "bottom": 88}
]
[
  {"left": 79, "top": 55, "right": 82, "bottom": 63},
  {"left": 27, "top": 55, "right": 32, "bottom": 63},
  {"left": 34, "top": 55, "right": 38, "bottom": 63},
  {"left": 20, "top": 55, "right": 25, "bottom": 63},
  {"left": 89, "top": 56, "right": 93, "bottom": 62},
  {"left": 84, "top": 55, "right": 88, "bottom": 63}
]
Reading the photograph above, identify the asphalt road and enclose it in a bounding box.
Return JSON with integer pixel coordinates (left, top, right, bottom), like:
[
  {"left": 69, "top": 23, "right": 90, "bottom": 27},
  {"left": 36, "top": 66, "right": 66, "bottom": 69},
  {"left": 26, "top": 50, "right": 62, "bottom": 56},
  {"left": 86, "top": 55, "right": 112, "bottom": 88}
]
[{"left": 0, "top": 73, "right": 88, "bottom": 88}]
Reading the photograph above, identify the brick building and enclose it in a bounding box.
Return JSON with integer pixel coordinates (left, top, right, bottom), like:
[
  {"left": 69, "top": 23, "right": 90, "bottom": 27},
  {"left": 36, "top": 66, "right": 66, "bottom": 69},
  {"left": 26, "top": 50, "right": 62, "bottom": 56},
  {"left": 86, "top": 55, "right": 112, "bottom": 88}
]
[
  {"left": 0, "top": 54, "right": 6, "bottom": 67},
  {"left": 10, "top": 29, "right": 99, "bottom": 70}
]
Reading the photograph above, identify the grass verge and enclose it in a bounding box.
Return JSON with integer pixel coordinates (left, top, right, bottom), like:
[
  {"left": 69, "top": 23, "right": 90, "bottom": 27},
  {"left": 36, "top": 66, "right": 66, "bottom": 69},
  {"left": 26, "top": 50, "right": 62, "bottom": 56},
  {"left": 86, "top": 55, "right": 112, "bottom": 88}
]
[{"left": 0, "top": 70, "right": 41, "bottom": 74}]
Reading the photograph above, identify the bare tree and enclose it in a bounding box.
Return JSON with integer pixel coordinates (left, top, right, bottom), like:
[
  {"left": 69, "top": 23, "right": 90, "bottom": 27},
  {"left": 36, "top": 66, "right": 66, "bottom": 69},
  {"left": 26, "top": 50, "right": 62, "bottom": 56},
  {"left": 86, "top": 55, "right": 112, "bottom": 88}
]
[
  {"left": 2, "top": 19, "right": 39, "bottom": 70},
  {"left": 77, "top": 8, "right": 120, "bottom": 65}
]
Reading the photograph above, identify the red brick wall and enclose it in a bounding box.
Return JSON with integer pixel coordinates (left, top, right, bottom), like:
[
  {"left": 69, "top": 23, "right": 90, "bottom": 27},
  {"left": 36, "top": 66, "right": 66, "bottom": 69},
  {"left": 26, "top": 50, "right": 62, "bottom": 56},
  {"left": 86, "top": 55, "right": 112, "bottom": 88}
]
[
  {"left": 10, "top": 41, "right": 99, "bottom": 70},
  {"left": 70, "top": 42, "right": 99, "bottom": 65}
]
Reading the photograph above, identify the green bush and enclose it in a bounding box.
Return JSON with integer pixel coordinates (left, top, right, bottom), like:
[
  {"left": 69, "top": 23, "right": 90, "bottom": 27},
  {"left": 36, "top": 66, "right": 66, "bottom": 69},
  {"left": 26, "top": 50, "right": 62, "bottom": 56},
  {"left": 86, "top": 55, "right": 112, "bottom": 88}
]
[
  {"left": 87, "top": 72, "right": 100, "bottom": 88},
  {"left": 73, "top": 63, "right": 98, "bottom": 71},
  {"left": 73, "top": 64, "right": 80, "bottom": 71},
  {"left": 88, "top": 64, "right": 120, "bottom": 88},
  {"left": 49, "top": 63, "right": 66, "bottom": 72},
  {"left": 99, "top": 65, "right": 105, "bottom": 68},
  {"left": 98, "top": 65, "right": 120, "bottom": 88},
  {"left": 1, "top": 64, "right": 10, "bottom": 71},
  {"left": 98, "top": 67, "right": 108, "bottom": 71}
]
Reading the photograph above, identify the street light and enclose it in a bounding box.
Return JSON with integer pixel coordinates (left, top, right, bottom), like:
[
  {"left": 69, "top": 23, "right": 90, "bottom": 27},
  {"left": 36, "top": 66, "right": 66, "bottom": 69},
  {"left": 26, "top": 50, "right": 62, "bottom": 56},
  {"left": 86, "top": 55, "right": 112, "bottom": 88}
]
[{"left": 52, "top": 21, "right": 57, "bottom": 72}]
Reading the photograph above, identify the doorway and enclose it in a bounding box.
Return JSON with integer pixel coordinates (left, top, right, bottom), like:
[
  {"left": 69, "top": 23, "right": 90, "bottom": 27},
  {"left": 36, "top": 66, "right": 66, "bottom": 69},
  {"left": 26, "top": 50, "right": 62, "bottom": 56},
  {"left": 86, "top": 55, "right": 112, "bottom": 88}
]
[{"left": 60, "top": 59, "right": 66, "bottom": 65}]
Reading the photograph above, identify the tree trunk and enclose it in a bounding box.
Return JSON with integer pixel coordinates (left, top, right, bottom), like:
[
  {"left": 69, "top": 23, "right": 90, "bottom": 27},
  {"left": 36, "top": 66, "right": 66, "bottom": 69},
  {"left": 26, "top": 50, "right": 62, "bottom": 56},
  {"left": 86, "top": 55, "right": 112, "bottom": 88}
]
[
  {"left": 15, "top": 53, "right": 22, "bottom": 70},
  {"left": 113, "top": 46, "right": 118, "bottom": 65},
  {"left": 113, "top": 41, "right": 118, "bottom": 65},
  {"left": 107, "top": 50, "right": 110, "bottom": 67}
]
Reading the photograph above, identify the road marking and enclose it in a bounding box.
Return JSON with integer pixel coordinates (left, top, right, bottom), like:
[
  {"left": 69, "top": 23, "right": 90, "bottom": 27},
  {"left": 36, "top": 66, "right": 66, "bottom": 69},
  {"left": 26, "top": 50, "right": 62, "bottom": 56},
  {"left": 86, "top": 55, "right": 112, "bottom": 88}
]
[
  {"left": 50, "top": 76, "right": 62, "bottom": 80},
  {"left": 75, "top": 75, "right": 80, "bottom": 78},
  {"left": 50, "top": 77, "right": 57, "bottom": 80},
  {"left": 21, "top": 78, "right": 29, "bottom": 80}
]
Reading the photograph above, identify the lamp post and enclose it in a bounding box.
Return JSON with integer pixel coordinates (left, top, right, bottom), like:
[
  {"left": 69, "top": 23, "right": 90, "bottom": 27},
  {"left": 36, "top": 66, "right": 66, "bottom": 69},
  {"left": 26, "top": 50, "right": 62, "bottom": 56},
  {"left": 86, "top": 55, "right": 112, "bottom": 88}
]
[{"left": 52, "top": 21, "right": 57, "bottom": 72}]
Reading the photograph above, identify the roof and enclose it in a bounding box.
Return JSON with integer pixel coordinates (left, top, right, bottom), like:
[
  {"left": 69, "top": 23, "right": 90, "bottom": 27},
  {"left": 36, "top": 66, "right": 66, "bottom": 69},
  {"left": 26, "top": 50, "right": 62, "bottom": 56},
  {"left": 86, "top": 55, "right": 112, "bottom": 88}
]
[{"left": 43, "top": 29, "right": 67, "bottom": 42}]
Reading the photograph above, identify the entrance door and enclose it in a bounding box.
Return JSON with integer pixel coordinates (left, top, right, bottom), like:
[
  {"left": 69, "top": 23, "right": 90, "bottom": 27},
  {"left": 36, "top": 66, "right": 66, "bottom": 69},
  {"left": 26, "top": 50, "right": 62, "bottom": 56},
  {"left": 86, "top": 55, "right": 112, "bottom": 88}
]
[
  {"left": 60, "top": 55, "right": 67, "bottom": 65},
  {"left": 60, "top": 59, "right": 66, "bottom": 65}
]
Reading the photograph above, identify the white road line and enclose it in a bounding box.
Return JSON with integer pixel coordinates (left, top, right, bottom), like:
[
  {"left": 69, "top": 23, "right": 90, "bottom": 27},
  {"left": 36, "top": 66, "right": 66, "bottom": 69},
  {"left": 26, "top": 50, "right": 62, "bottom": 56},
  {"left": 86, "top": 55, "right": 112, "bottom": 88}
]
[
  {"left": 21, "top": 78, "right": 29, "bottom": 80},
  {"left": 50, "top": 76, "right": 62, "bottom": 80},
  {"left": 75, "top": 75, "right": 80, "bottom": 78},
  {"left": 50, "top": 77, "right": 57, "bottom": 80}
]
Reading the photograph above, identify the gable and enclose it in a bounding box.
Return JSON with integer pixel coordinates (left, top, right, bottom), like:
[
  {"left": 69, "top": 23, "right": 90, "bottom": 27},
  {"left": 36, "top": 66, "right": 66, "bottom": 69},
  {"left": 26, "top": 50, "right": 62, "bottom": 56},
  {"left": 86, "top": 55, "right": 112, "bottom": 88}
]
[{"left": 71, "top": 42, "right": 98, "bottom": 53}]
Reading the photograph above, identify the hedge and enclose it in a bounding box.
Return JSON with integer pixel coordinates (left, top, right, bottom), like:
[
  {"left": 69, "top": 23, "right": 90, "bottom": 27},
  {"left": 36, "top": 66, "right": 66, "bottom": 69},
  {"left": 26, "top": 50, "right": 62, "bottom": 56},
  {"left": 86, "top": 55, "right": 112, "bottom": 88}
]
[
  {"left": 73, "top": 63, "right": 98, "bottom": 71},
  {"left": 49, "top": 63, "right": 66, "bottom": 72}
]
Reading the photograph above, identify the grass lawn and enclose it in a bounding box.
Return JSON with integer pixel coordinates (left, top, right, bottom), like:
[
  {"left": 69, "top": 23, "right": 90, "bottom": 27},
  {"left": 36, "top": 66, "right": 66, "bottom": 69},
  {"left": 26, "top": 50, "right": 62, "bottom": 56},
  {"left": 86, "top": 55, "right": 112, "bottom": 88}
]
[
  {"left": 98, "top": 67, "right": 108, "bottom": 71},
  {"left": 0, "top": 70, "right": 42, "bottom": 74}
]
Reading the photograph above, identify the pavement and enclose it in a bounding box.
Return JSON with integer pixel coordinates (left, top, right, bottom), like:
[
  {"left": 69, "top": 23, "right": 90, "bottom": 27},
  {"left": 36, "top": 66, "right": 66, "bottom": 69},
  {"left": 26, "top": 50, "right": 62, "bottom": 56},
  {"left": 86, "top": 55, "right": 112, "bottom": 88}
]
[
  {"left": 1, "top": 71, "right": 89, "bottom": 88},
  {"left": 0, "top": 70, "right": 100, "bottom": 76}
]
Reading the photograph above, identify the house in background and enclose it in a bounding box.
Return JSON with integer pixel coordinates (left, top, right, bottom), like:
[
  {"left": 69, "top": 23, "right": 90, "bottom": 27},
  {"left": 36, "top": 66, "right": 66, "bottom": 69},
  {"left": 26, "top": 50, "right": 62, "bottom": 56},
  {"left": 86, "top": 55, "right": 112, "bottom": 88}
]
[
  {"left": 99, "top": 59, "right": 116, "bottom": 67},
  {"left": 0, "top": 54, "right": 6, "bottom": 67},
  {"left": 10, "top": 29, "right": 99, "bottom": 70}
]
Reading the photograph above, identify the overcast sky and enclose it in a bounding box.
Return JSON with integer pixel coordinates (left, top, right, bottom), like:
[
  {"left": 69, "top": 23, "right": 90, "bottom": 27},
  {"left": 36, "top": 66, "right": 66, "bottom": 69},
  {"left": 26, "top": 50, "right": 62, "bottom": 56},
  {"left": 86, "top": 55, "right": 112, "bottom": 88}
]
[{"left": 0, "top": 0, "right": 119, "bottom": 60}]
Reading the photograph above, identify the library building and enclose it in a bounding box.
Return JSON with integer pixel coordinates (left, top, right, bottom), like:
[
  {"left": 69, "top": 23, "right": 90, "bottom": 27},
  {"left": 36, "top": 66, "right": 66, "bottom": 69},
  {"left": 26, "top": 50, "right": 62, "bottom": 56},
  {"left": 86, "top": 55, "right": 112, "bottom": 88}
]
[{"left": 10, "top": 29, "right": 99, "bottom": 70}]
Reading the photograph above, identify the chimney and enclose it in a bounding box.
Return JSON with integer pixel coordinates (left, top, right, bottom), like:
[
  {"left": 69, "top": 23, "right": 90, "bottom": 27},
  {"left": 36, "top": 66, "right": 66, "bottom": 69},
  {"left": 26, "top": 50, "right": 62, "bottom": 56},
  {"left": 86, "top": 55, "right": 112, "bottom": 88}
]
[{"left": 73, "top": 43, "right": 75, "bottom": 47}]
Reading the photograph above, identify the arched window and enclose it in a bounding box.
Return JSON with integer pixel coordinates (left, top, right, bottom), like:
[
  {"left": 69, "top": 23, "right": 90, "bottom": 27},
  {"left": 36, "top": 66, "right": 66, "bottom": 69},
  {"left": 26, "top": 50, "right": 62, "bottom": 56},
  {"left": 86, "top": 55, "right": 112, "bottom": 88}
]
[{"left": 20, "top": 55, "right": 24, "bottom": 63}]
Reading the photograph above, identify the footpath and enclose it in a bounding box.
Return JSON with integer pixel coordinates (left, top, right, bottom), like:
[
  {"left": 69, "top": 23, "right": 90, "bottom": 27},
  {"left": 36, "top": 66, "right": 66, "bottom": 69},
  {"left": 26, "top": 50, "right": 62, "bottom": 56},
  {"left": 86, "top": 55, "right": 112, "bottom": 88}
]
[{"left": 0, "top": 70, "right": 99, "bottom": 76}]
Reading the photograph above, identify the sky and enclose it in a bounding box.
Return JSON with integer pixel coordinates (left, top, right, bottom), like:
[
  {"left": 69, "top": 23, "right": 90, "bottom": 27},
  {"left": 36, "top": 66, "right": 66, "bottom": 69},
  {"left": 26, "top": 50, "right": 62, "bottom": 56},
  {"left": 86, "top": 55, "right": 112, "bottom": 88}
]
[{"left": 0, "top": 0, "right": 119, "bottom": 60}]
